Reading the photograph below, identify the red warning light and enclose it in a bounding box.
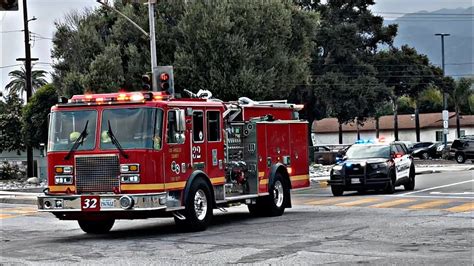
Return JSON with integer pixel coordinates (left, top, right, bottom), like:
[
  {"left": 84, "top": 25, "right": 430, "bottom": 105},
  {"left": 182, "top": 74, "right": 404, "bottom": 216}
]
[{"left": 160, "top": 73, "right": 169, "bottom": 81}]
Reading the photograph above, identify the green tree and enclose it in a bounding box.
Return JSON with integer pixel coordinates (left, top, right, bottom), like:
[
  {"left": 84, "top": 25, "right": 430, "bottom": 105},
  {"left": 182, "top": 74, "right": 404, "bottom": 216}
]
[
  {"left": 374, "top": 46, "right": 443, "bottom": 141},
  {"left": 5, "top": 67, "right": 48, "bottom": 97},
  {"left": 451, "top": 78, "right": 473, "bottom": 138},
  {"left": 174, "top": 0, "right": 317, "bottom": 101},
  {"left": 300, "top": 0, "right": 396, "bottom": 143},
  {"left": 52, "top": 1, "right": 185, "bottom": 96},
  {"left": 22, "top": 84, "right": 58, "bottom": 148},
  {"left": 0, "top": 93, "right": 24, "bottom": 154}
]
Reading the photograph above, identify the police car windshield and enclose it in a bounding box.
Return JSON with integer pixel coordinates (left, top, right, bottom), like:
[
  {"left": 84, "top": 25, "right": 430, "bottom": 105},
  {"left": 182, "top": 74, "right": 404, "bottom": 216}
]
[{"left": 346, "top": 145, "right": 390, "bottom": 159}]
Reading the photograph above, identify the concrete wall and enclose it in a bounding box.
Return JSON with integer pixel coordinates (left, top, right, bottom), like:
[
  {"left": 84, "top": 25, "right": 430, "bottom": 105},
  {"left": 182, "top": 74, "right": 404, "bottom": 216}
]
[
  {"left": 0, "top": 149, "right": 47, "bottom": 181},
  {"left": 313, "top": 127, "right": 474, "bottom": 144}
]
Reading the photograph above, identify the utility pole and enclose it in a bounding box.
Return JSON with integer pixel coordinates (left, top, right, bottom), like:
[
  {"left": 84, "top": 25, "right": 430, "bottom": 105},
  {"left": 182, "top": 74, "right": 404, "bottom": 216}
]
[
  {"left": 20, "top": 0, "right": 35, "bottom": 178},
  {"left": 435, "top": 33, "right": 450, "bottom": 149},
  {"left": 148, "top": 0, "right": 158, "bottom": 91}
]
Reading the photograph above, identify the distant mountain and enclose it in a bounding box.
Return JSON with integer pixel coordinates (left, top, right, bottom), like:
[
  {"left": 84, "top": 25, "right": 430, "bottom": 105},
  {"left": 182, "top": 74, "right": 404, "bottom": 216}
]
[{"left": 385, "top": 7, "right": 473, "bottom": 78}]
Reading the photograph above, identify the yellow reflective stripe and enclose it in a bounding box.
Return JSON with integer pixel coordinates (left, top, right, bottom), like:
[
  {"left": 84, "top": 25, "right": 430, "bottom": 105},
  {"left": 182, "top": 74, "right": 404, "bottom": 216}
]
[
  {"left": 49, "top": 185, "right": 75, "bottom": 192},
  {"left": 258, "top": 172, "right": 265, "bottom": 178},
  {"left": 290, "top": 175, "right": 309, "bottom": 182},
  {"left": 164, "top": 181, "right": 187, "bottom": 190},
  {"left": 259, "top": 179, "right": 269, "bottom": 185},
  {"left": 210, "top": 176, "right": 225, "bottom": 184}
]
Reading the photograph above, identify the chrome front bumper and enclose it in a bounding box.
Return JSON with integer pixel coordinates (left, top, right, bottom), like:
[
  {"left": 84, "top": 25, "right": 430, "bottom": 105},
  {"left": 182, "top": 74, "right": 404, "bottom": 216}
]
[{"left": 38, "top": 192, "right": 170, "bottom": 212}]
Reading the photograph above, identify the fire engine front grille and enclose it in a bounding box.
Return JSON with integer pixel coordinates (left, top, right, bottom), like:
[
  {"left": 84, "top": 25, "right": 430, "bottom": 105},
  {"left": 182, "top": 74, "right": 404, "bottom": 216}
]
[{"left": 75, "top": 155, "right": 120, "bottom": 193}]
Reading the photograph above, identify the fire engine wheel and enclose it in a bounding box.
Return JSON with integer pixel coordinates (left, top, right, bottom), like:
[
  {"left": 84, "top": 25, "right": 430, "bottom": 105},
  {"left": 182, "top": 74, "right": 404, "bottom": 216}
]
[
  {"left": 248, "top": 173, "right": 288, "bottom": 217},
  {"left": 77, "top": 219, "right": 115, "bottom": 234},
  {"left": 174, "top": 178, "right": 213, "bottom": 231}
]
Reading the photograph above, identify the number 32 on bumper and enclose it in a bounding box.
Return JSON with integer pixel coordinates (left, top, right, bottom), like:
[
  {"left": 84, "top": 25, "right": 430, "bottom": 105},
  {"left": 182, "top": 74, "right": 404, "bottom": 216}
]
[{"left": 81, "top": 196, "right": 100, "bottom": 211}]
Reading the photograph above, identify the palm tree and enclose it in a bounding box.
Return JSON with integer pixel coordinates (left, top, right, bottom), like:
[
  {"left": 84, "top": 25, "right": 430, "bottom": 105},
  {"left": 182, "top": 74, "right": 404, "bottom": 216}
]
[
  {"left": 452, "top": 78, "right": 473, "bottom": 138},
  {"left": 5, "top": 67, "right": 48, "bottom": 97}
]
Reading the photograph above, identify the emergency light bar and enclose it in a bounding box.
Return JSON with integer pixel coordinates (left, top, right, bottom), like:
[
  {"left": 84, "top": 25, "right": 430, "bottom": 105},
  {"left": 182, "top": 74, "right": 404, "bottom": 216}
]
[{"left": 66, "top": 91, "right": 169, "bottom": 105}]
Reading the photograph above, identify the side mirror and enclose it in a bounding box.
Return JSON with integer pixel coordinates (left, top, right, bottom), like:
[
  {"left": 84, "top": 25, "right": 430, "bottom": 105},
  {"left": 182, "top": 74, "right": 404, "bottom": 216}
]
[
  {"left": 391, "top": 152, "right": 402, "bottom": 159},
  {"left": 174, "top": 109, "right": 186, "bottom": 132},
  {"left": 342, "top": 155, "right": 348, "bottom": 161}
]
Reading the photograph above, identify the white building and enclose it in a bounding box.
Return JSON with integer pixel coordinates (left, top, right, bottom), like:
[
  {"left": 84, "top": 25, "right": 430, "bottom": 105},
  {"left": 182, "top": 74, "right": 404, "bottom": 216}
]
[{"left": 312, "top": 112, "right": 474, "bottom": 144}]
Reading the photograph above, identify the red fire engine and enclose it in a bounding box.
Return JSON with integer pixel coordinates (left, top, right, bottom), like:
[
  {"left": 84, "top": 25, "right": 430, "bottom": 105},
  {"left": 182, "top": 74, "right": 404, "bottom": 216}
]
[{"left": 38, "top": 90, "right": 309, "bottom": 233}]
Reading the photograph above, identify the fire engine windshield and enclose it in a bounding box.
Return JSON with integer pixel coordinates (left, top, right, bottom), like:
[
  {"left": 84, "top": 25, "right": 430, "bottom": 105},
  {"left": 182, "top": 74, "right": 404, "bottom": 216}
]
[
  {"left": 100, "top": 108, "right": 162, "bottom": 150},
  {"left": 48, "top": 110, "right": 97, "bottom": 152}
]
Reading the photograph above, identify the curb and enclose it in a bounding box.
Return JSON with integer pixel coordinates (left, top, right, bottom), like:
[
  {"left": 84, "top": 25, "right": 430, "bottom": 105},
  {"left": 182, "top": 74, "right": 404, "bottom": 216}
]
[{"left": 0, "top": 196, "right": 37, "bottom": 205}]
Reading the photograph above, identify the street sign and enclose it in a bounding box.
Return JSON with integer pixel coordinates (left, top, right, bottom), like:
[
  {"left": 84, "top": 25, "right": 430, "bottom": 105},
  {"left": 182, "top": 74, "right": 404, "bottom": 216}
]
[
  {"left": 443, "top": 120, "right": 449, "bottom": 129},
  {"left": 442, "top": 110, "right": 449, "bottom": 121},
  {"left": 443, "top": 128, "right": 449, "bottom": 134}
]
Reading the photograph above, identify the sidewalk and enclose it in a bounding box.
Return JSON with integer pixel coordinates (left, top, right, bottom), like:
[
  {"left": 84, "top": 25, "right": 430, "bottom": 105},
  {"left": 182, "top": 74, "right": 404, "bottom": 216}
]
[{"left": 0, "top": 190, "right": 40, "bottom": 205}]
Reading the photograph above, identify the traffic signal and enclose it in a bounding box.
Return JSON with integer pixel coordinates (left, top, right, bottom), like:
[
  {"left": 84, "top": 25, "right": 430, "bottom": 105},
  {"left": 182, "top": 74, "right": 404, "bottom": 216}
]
[
  {"left": 155, "top": 66, "right": 174, "bottom": 95},
  {"left": 1, "top": 0, "right": 18, "bottom": 11},
  {"left": 142, "top": 74, "right": 152, "bottom": 91}
]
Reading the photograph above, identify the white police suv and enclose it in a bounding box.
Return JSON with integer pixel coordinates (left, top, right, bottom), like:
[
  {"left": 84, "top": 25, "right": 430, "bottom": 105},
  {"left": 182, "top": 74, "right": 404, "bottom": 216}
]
[{"left": 328, "top": 139, "right": 415, "bottom": 196}]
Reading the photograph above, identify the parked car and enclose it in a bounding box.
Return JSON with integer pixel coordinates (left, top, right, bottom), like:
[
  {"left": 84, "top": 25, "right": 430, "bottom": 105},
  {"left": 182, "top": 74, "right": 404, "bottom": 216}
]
[
  {"left": 412, "top": 142, "right": 443, "bottom": 159},
  {"left": 398, "top": 141, "right": 414, "bottom": 153},
  {"left": 450, "top": 138, "right": 474, "bottom": 163},
  {"left": 435, "top": 141, "right": 452, "bottom": 158},
  {"left": 409, "top": 142, "right": 433, "bottom": 153}
]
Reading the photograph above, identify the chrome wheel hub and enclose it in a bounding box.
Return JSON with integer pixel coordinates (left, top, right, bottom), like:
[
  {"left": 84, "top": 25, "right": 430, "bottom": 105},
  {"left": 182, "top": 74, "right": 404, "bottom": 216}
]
[
  {"left": 194, "top": 189, "right": 207, "bottom": 221},
  {"left": 273, "top": 180, "right": 284, "bottom": 208}
]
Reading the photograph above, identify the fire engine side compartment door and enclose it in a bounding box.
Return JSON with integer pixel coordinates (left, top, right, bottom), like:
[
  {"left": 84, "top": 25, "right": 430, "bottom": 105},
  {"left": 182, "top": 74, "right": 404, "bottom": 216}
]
[
  {"left": 205, "top": 109, "right": 225, "bottom": 186},
  {"left": 289, "top": 122, "right": 310, "bottom": 189}
]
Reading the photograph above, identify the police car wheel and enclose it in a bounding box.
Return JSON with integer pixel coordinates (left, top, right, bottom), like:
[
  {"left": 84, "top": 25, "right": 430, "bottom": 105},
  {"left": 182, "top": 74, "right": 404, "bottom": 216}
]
[
  {"left": 404, "top": 164, "right": 415, "bottom": 191},
  {"left": 175, "top": 178, "right": 213, "bottom": 231},
  {"left": 331, "top": 186, "right": 344, "bottom": 196},
  {"left": 78, "top": 219, "right": 115, "bottom": 234},
  {"left": 384, "top": 171, "right": 396, "bottom": 194}
]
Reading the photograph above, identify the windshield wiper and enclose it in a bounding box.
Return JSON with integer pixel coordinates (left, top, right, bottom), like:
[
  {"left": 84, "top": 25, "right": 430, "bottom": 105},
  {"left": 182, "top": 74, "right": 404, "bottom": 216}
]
[
  {"left": 107, "top": 120, "right": 129, "bottom": 159},
  {"left": 64, "top": 120, "right": 89, "bottom": 160}
]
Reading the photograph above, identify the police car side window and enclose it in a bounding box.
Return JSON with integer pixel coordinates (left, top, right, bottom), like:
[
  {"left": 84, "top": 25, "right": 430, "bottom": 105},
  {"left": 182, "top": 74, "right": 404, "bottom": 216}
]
[{"left": 396, "top": 144, "right": 406, "bottom": 155}]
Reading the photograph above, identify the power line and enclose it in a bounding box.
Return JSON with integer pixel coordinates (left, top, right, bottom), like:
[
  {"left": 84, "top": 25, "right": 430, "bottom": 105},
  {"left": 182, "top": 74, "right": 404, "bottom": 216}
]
[
  {"left": 376, "top": 12, "right": 474, "bottom": 16},
  {"left": 0, "top": 64, "right": 22, "bottom": 69}
]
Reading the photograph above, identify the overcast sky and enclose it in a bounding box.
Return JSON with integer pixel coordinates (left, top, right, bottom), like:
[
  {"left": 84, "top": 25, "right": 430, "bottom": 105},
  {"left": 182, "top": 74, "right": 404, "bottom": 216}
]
[{"left": 1, "top": 0, "right": 473, "bottom": 95}]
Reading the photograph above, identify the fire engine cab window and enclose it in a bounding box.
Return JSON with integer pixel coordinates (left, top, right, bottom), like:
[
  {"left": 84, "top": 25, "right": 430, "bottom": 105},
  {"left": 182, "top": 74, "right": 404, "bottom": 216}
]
[
  {"left": 100, "top": 108, "right": 155, "bottom": 149},
  {"left": 167, "top": 110, "right": 185, "bottom": 144},
  {"left": 207, "top": 111, "right": 220, "bottom": 141},
  {"left": 193, "top": 111, "right": 204, "bottom": 142},
  {"left": 48, "top": 110, "right": 97, "bottom": 151}
]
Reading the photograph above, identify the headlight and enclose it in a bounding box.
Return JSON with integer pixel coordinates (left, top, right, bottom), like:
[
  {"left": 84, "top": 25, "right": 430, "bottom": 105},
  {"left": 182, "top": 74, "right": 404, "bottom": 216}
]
[
  {"left": 55, "top": 175, "right": 73, "bottom": 184},
  {"left": 332, "top": 165, "right": 343, "bottom": 171},
  {"left": 120, "top": 164, "right": 140, "bottom": 173},
  {"left": 121, "top": 174, "right": 140, "bottom": 183},
  {"left": 370, "top": 162, "right": 388, "bottom": 170},
  {"left": 55, "top": 165, "right": 73, "bottom": 174}
]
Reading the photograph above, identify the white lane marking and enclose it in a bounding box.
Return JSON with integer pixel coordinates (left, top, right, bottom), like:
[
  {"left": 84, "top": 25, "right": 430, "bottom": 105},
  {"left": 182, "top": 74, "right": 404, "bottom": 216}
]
[
  {"left": 430, "top": 192, "right": 474, "bottom": 195},
  {"left": 397, "top": 179, "right": 474, "bottom": 196}
]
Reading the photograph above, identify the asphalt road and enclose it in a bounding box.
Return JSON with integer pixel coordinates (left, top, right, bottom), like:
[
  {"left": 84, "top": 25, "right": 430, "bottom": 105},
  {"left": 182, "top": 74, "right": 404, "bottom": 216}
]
[{"left": 1, "top": 170, "right": 473, "bottom": 265}]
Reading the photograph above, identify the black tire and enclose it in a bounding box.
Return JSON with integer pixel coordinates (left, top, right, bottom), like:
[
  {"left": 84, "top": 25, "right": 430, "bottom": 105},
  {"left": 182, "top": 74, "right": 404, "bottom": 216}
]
[
  {"left": 455, "top": 152, "right": 466, "bottom": 164},
  {"left": 331, "top": 186, "right": 344, "bottom": 196},
  {"left": 249, "top": 172, "right": 289, "bottom": 217},
  {"left": 174, "top": 178, "right": 213, "bottom": 231},
  {"left": 78, "top": 219, "right": 115, "bottom": 234},
  {"left": 421, "top": 152, "right": 429, "bottom": 160},
  {"left": 404, "top": 164, "right": 415, "bottom": 191},
  {"left": 384, "top": 170, "right": 396, "bottom": 194}
]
